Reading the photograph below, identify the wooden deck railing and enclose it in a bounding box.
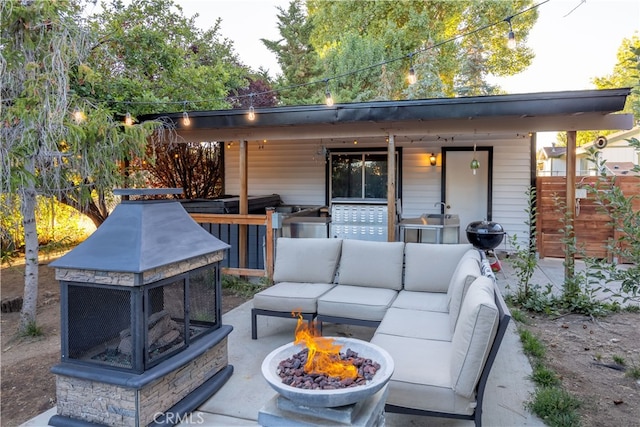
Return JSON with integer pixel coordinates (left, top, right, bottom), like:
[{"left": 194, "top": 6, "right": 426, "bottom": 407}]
[{"left": 189, "top": 210, "right": 275, "bottom": 279}]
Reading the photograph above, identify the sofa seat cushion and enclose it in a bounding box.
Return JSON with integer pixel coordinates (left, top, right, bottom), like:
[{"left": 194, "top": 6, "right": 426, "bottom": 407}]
[
  {"left": 337, "top": 240, "right": 405, "bottom": 290},
  {"left": 317, "top": 285, "right": 397, "bottom": 321},
  {"left": 450, "top": 276, "right": 499, "bottom": 399},
  {"left": 370, "top": 333, "right": 476, "bottom": 416},
  {"left": 376, "top": 307, "right": 452, "bottom": 341},
  {"left": 403, "top": 243, "right": 474, "bottom": 292},
  {"left": 253, "top": 282, "right": 335, "bottom": 313},
  {"left": 391, "top": 290, "right": 448, "bottom": 312},
  {"left": 273, "top": 238, "right": 342, "bottom": 284}
]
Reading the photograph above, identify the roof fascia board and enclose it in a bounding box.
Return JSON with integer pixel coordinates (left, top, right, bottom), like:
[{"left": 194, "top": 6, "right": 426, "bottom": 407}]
[
  {"left": 170, "top": 113, "right": 634, "bottom": 143},
  {"left": 144, "top": 88, "right": 631, "bottom": 131}
]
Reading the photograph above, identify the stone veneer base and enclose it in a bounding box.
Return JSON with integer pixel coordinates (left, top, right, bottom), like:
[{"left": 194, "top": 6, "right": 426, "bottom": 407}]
[{"left": 49, "top": 325, "right": 232, "bottom": 427}]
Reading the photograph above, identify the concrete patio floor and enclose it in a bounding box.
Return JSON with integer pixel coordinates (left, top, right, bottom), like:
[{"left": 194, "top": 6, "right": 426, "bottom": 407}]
[{"left": 25, "top": 257, "right": 564, "bottom": 427}]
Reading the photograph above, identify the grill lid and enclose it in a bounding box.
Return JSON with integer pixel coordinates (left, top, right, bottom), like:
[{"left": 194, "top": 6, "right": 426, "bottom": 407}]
[
  {"left": 466, "top": 220, "right": 505, "bottom": 235},
  {"left": 50, "top": 189, "right": 229, "bottom": 273}
]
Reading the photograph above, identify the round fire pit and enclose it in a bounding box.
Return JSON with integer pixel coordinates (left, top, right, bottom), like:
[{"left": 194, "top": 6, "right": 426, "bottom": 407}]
[
  {"left": 466, "top": 220, "right": 505, "bottom": 250},
  {"left": 261, "top": 337, "right": 394, "bottom": 407}
]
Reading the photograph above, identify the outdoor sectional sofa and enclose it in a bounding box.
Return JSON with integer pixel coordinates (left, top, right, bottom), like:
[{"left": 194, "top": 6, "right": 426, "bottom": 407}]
[{"left": 251, "top": 237, "right": 511, "bottom": 427}]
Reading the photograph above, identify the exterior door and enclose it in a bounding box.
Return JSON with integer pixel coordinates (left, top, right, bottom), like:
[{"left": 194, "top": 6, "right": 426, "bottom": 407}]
[{"left": 442, "top": 147, "right": 492, "bottom": 243}]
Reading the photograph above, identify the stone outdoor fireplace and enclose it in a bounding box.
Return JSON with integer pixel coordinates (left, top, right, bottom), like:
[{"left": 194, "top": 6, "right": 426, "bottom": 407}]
[{"left": 48, "top": 189, "right": 233, "bottom": 427}]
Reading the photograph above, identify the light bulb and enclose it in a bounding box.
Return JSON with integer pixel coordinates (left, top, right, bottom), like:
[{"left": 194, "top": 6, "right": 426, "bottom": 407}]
[
  {"left": 507, "top": 31, "right": 516, "bottom": 49},
  {"left": 124, "top": 112, "right": 133, "bottom": 126},
  {"left": 72, "top": 107, "right": 85, "bottom": 123},
  {"left": 248, "top": 106, "right": 256, "bottom": 121},
  {"left": 407, "top": 67, "right": 417, "bottom": 85},
  {"left": 182, "top": 111, "right": 191, "bottom": 126},
  {"left": 325, "top": 89, "right": 334, "bottom": 107}
]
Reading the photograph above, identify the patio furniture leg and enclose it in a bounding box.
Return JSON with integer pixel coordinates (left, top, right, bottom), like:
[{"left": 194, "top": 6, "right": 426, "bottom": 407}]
[{"left": 251, "top": 308, "right": 258, "bottom": 340}]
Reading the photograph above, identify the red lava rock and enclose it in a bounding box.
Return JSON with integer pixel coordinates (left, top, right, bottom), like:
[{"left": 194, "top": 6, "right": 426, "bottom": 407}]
[{"left": 276, "top": 348, "right": 379, "bottom": 390}]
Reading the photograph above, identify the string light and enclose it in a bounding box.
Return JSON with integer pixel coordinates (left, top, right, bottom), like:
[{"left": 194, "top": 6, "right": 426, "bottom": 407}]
[
  {"left": 182, "top": 102, "right": 191, "bottom": 126},
  {"left": 72, "top": 107, "right": 85, "bottom": 123},
  {"left": 324, "top": 80, "right": 334, "bottom": 107},
  {"left": 102, "top": 2, "right": 546, "bottom": 113},
  {"left": 407, "top": 54, "right": 417, "bottom": 85},
  {"left": 505, "top": 17, "right": 516, "bottom": 49},
  {"left": 248, "top": 94, "right": 256, "bottom": 121},
  {"left": 124, "top": 112, "right": 133, "bottom": 126}
]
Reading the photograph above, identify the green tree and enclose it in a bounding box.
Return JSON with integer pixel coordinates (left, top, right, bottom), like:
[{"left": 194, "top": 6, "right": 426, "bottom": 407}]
[
  {"left": 1, "top": 0, "right": 155, "bottom": 333},
  {"left": 304, "top": 0, "right": 536, "bottom": 102},
  {"left": 262, "top": 0, "right": 322, "bottom": 105},
  {"left": 55, "top": 0, "right": 250, "bottom": 223}
]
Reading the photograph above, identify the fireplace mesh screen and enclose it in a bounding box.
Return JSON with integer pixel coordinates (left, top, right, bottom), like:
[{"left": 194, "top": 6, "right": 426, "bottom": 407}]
[
  {"left": 189, "top": 265, "right": 219, "bottom": 337},
  {"left": 62, "top": 265, "right": 220, "bottom": 372},
  {"left": 147, "top": 280, "right": 186, "bottom": 364},
  {"left": 67, "top": 284, "right": 133, "bottom": 369}
]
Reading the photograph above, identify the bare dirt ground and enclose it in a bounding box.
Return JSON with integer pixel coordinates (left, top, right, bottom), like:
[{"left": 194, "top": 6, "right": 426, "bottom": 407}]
[
  {"left": 519, "top": 311, "right": 640, "bottom": 426},
  {"left": 2, "top": 258, "right": 640, "bottom": 427},
  {"left": 0, "top": 256, "right": 247, "bottom": 427}
]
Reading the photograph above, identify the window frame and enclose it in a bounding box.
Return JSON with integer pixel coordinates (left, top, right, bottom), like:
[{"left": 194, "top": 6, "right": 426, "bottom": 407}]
[{"left": 326, "top": 147, "right": 402, "bottom": 204}]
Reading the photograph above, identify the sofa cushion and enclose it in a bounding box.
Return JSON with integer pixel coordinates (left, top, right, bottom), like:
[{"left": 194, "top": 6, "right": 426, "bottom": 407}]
[
  {"left": 391, "top": 290, "right": 448, "bottom": 312},
  {"left": 376, "top": 307, "right": 451, "bottom": 341},
  {"left": 447, "top": 257, "right": 482, "bottom": 333},
  {"left": 317, "top": 285, "right": 397, "bottom": 321},
  {"left": 337, "top": 240, "right": 405, "bottom": 290},
  {"left": 273, "top": 238, "right": 342, "bottom": 284},
  {"left": 253, "top": 282, "right": 335, "bottom": 313},
  {"left": 371, "top": 333, "right": 476, "bottom": 415},
  {"left": 403, "top": 243, "right": 474, "bottom": 292},
  {"left": 450, "top": 276, "right": 499, "bottom": 399}
]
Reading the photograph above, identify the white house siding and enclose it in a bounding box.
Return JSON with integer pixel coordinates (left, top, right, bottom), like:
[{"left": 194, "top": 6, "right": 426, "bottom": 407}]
[
  {"left": 224, "top": 138, "right": 532, "bottom": 250},
  {"left": 399, "top": 147, "right": 442, "bottom": 218},
  {"left": 224, "top": 141, "right": 327, "bottom": 206},
  {"left": 490, "top": 141, "right": 532, "bottom": 252}
]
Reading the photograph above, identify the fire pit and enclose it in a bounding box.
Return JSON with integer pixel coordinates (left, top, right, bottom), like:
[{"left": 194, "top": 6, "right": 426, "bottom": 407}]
[
  {"left": 259, "top": 314, "right": 393, "bottom": 426},
  {"left": 262, "top": 337, "right": 394, "bottom": 408}
]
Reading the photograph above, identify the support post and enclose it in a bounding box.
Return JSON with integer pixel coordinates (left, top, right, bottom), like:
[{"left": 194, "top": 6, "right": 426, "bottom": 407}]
[
  {"left": 565, "top": 131, "right": 577, "bottom": 280},
  {"left": 239, "top": 140, "right": 248, "bottom": 269},
  {"left": 387, "top": 134, "right": 396, "bottom": 242},
  {"left": 265, "top": 208, "right": 274, "bottom": 281}
]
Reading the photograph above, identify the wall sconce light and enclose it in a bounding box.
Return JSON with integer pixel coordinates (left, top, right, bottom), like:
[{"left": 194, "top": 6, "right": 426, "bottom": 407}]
[{"left": 429, "top": 153, "right": 437, "bottom": 166}]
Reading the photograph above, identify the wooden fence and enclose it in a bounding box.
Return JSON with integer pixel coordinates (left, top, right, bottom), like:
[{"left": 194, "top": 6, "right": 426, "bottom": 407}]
[
  {"left": 536, "top": 176, "right": 640, "bottom": 260},
  {"left": 189, "top": 210, "right": 275, "bottom": 279}
]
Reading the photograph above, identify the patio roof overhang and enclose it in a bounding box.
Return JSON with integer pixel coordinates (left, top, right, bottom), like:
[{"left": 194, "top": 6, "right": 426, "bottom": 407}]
[{"left": 145, "top": 88, "right": 634, "bottom": 143}]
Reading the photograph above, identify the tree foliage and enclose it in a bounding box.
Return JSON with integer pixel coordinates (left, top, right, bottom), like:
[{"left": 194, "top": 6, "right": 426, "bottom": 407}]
[
  {"left": 84, "top": 0, "right": 246, "bottom": 115},
  {"left": 1, "top": 0, "right": 156, "bottom": 332},
  {"left": 262, "top": 0, "right": 322, "bottom": 105},
  {"left": 143, "top": 141, "right": 223, "bottom": 199},
  {"left": 267, "top": 0, "right": 537, "bottom": 104}
]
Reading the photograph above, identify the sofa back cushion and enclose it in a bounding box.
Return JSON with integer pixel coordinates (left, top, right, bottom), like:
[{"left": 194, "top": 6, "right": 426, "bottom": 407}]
[
  {"left": 273, "top": 238, "right": 342, "bottom": 284},
  {"left": 403, "top": 243, "right": 474, "bottom": 292},
  {"left": 338, "top": 240, "right": 405, "bottom": 290},
  {"left": 447, "top": 257, "right": 482, "bottom": 333},
  {"left": 450, "top": 276, "right": 499, "bottom": 399}
]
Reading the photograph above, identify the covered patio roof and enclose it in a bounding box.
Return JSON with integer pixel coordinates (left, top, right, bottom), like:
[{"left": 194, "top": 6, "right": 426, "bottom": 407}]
[{"left": 147, "top": 88, "right": 634, "bottom": 143}]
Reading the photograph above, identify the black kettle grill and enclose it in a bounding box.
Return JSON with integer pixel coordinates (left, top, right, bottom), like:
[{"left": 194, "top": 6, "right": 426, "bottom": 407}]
[{"left": 465, "top": 220, "right": 505, "bottom": 250}]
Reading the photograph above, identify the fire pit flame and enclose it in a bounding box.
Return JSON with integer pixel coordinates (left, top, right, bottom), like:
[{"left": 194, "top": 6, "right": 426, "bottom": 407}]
[{"left": 292, "top": 311, "right": 358, "bottom": 380}]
